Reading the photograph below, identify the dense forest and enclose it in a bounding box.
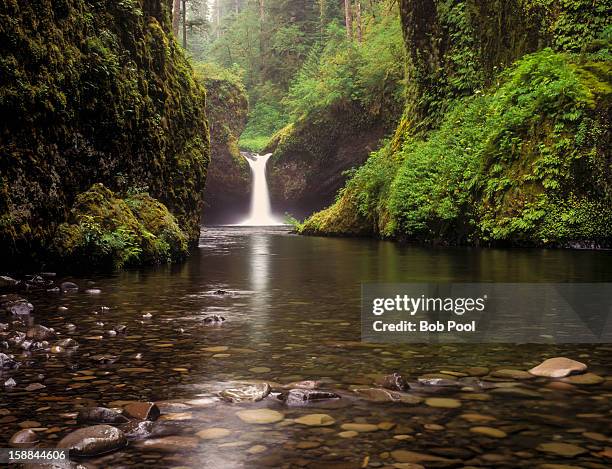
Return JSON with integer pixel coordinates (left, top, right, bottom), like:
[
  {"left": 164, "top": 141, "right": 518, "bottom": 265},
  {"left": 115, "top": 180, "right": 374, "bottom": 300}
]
[
  {"left": 189, "top": 0, "right": 611, "bottom": 245},
  {"left": 0, "top": 0, "right": 610, "bottom": 268}
]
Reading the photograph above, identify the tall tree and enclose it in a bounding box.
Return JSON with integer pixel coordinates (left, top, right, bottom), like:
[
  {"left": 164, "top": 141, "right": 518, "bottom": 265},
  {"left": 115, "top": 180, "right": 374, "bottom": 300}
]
[
  {"left": 182, "top": 0, "right": 187, "bottom": 47},
  {"left": 344, "top": 0, "right": 353, "bottom": 39},
  {"left": 355, "top": 1, "right": 362, "bottom": 43},
  {"left": 173, "top": 0, "right": 181, "bottom": 36}
]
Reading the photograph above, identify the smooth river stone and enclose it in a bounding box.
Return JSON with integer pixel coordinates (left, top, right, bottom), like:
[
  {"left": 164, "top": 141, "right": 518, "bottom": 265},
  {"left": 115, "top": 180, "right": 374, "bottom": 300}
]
[
  {"left": 561, "top": 373, "right": 605, "bottom": 385},
  {"left": 248, "top": 367, "right": 271, "bottom": 373},
  {"left": 10, "top": 429, "right": 39, "bottom": 447},
  {"left": 529, "top": 357, "right": 587, "bottom": 378},
  {"left": 139, "top": 436, "right": 200, "bottom": 452},
  {"left": 424, "top": 398, "right": 462, "bottom": 409},
  {"left": 236, "top": 409, "right": 284, "bottom": 424},
  {"left": 338, "top": 431, "right": 358, "bottom": 438},
  {"left": 391, "top": 450, "right": 460, "bottom": 465},
  {"left": 123, "top": 402, "right": 160, "bottom": 421},
  {"left": 196, "top": 428, "right": 232, "bottom": 440},
  {"left": 469, "top": 426, "right": 507, "bottom": 438},
  {"left": 353, "top": 388, "right": 422, "bottom": 404},
  {"left": 219, "top": 382, "right": 271, "bottom": 403},
  {"left": 490, "top": 369, "right": 535, "bottom": 380},
  {"left": 294, "top": 414, "right": 336, "bottom": 426},
  {"left": 57, "top": 425, "right": 127, "bottom": 456},
  {"left": 77, "top": 407, "right": 128, "bottom": 424},
  {"left": 340, "top": 423, "right": 379, "bottom": 432},
  {"left": 536, "top": 442, "right": 588, "bottom": 457}
]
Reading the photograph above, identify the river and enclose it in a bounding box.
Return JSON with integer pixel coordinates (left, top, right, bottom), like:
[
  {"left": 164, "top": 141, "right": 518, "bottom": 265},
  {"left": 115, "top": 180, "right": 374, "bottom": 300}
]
[{"left": 1, "top": 226, "right": 611, "bottom": 467}]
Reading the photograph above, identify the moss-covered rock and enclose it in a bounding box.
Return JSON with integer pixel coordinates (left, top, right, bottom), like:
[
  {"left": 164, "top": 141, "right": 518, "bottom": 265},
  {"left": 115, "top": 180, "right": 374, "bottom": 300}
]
[
  {"left": 52, "top": 184, "right": 188, "bottom": 269},
  {"left": 0, "top": 0, "right": 209, "bottom": 267},
  {"left": 195, "top": 64, "right": 250, "bottom": 224},
  {"left": 267, "top": 103, "right": 394, "bottom": 219},
  {"left": 302, "top": 0, "right": 612, "bottom": 247}
]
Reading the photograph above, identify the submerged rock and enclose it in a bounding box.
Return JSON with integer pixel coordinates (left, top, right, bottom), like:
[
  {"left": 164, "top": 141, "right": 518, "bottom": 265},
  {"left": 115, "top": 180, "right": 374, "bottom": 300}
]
[
  {"left": 57, "top": 425, "right": 127, "bottom": 457},
  {"left": 60, "top": 282, "right": 79, "bottom": 292},
  {"left": 77, "top": 407, "right": 129, "bottom": 424},
  {"left": 123, "top": 402, "right": 160, "bottom": 421},
  {"left": 382, "top": 372, "right": 410, "bottom": 391},
  {"left": 236, "top": 409, "right": 284, "bottom": 424},
  {"left": 353, "top": 387, "right": 422, "bottom": 404},
  {"left": 122, "top": 420, "right": 155, "bottom": 439},
  {"left": 529, "top": 357, "right": 587, "bottom": 378},
  {"left": 294, "top": 413, "right": 335, "bottom": 426},
  {"left": 219, "top": 382, "right": 271, "bottom": 403},
  {"left": 279, "top": 389, "right": 341, "bottom": 406},
  {"left": 26, "top": 325, "right": 56, "bottom": 341},
  {"left": 0, "top": 352, "right": 17, "bottom": 369},
  {"left": 203, "top": 314, "right": 226, "bottom": 325},
  {"left": 10, "top": 429, "right": 39, "bottom": 447},
  {"left": 0, "top": 276, "right": 20, "bottom": 290}
]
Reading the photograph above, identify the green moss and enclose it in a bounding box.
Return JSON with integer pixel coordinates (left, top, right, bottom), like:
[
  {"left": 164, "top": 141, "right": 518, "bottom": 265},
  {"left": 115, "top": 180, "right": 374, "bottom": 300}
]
[
  {"left": 305, "top": 49, "right": 611, "bottom": 246},
  {"left": 0, "top": 0, "right": 209, "bottom": 266},
  {"left": 52, "top": 184, "right": 189, "bottom": 269}
]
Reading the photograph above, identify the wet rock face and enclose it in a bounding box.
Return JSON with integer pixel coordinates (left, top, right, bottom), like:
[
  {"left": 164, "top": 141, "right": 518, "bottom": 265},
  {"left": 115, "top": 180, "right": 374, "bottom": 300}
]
[
  {"left": 76, "top": 407, "right": 129, "bottom": 425},
  {"left": 200, "top": 76, "right": 250, "bottom": 225},
  {"left": 57, "top": 425, "right": 127, "bottom": 457}
]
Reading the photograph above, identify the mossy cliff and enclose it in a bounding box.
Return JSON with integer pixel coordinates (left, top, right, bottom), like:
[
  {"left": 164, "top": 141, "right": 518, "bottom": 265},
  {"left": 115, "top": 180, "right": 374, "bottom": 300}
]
[
  {"left": 0, "top": 0, "right": 209, "bottom": 268},
  {"left": 195, "top": 65, "right": 250, "bottom": 224},
  {"left": 301, "top": 0, "right": 611, "bottom": 247},
  {"left": 266, "top": 103, "right": 395, "bottom": 218}
]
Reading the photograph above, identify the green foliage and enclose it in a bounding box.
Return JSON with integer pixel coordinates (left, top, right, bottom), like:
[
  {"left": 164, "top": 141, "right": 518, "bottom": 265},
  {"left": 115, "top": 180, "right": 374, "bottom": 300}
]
[
  {"left": 0, "top": 0, "right": 209, "bottom": 265},
  {"left": 306, "top": 49, "right": 611, "bottom": 245},
  {"left": 52, "top": 184, "right": 189, "bottom": 269},
  {"left": 285, "top": 12, "right": 405, "bottom": 121},
  {"left": 239, "top": 99, "right": 289, "bottom": 151}
]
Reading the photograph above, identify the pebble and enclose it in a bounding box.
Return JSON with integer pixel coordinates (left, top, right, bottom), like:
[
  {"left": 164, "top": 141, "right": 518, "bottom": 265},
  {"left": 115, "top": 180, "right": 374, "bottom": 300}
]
[
  {"left": 57, "top": 425, "right": 127, "bottom": 456},
  {"left": 340, "top": 423, "right": 379, "bottom": 432},
  {"left": 424, "top": 398, "right": 462, "bottom": 409},
  {"left": 469, "top": 426, "right": 507, "bottom": 438},
  {"left": 490, "top": 369, "right": 534, "bottom": 380},
  {"left": 561, "top": 373, "right": 604, "bottom": 385},
  {"left": 196, "top": 428, "right": 232, "bottom": 440},
  {"left": 536, "top": 442, "right": 588, "bottom": 457},
  {"left": 529, "top": 357, "right": 587, "bottom": 378},
  {"left": 338, "top": 431, "right": 358, "bottom": 438},
  {"left": 294, "top": 414, "right": 335, "bottom": 426},
  {"left": 123, "top": 402, "right": 160, "bottom": 421},
  {"left": 9, "top": 429, "right": 39, "bottom": 447},
  {"left": 236, "top": 409, "right": 284, "bottom": 424},
  {"left": 248, "top": 366, "right": 271, "bottom": 373},
  {"left": 247, "top": 445, "right": 267, "bottom": 454}
]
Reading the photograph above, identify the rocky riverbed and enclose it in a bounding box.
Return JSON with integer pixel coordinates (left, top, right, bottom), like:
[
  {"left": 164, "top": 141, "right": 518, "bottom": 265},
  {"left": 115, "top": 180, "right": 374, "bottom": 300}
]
[{"left": 1, "top": 228, "right": 611, "bottom": 468}]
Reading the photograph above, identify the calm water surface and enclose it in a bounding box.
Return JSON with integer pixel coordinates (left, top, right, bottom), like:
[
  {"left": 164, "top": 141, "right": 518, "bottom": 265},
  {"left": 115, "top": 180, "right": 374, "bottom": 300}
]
[{"left": 1, "top": 226, "right": 610, "bottom": 468}]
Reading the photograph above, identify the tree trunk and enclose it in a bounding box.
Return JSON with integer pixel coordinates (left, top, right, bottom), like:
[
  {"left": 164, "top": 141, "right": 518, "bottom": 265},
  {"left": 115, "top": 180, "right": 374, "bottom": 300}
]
[
  {"left": 181, "top": 0, "right": 187, "bottom": 48},
  {"left": 355, "top": 1, "right": 362, "bottom": 43},
  {"left": 259, "top": 0, "right": 265, "bottom": 82},
  {"left": 344, "top": 0, "right": 352, "bottom": 40},
  {"left": 215, "top": 0, "right": 221, "bottom": 39},
  {"left": 235, "top": 0, "right": 239, "bottom": 14},
  {"left": 172, "top": 0, "right": 180, "bottom": 36}
]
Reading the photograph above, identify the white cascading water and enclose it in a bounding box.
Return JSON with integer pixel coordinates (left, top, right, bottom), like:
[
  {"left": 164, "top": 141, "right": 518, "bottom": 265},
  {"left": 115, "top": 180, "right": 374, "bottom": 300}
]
[{"left": 240, "top": 153, "right": 281, "bottom": 226}]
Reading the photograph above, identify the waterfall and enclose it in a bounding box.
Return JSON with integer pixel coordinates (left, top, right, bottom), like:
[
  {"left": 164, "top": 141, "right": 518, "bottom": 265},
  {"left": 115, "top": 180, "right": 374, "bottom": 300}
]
[{"left": 240, "top": 153, "right": 281, "bottom": 226}]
